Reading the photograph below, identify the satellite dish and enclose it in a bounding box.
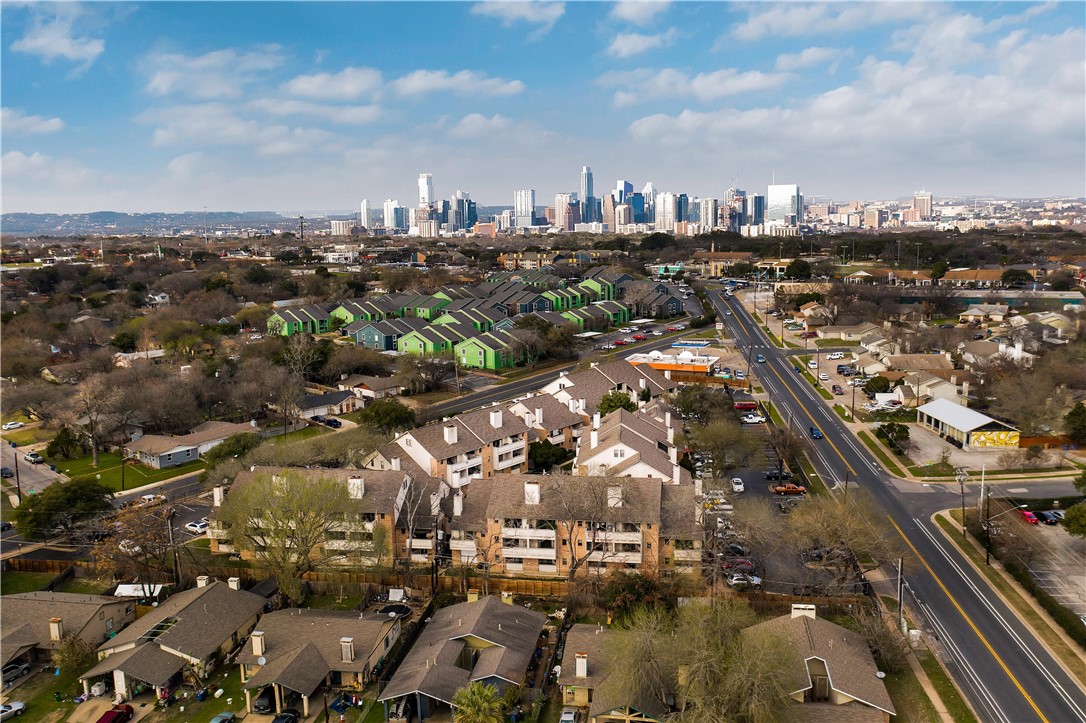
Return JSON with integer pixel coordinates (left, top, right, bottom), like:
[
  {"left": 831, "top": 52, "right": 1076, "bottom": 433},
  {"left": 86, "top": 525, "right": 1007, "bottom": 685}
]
[
  {"left": 875, "top": 671, "right": 886, "bottom": 679},
  {"left": 389, "top": 612, "right": 397, "bottom": 618},
  {"left": 257, "top": 656, "right": 267, "bottom": 666}
]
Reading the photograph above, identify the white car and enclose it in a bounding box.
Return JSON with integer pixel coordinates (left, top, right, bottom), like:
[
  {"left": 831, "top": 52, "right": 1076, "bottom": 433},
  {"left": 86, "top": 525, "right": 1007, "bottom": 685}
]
[
  {"left": 826, "top": 351, "right": 845, "bottom": 360},
  {"left": 807, "top": 359, "right": 818, "bottom": 369},
  {"left": 618, "top": 327, "right": 635, "bottom": 333},
  {"left": 674, "top": 324, "right": 686, "bottom": 330},
  {"left": 726, "top": 573, "right": 762, "bottom": 589},
  {"left": 819, "top": 373, "right": 830, "bottom": 381},
  {"left": 650, "top": 330, "right": 664, "bottom": 336},
  {"left": 731, "top": 478, "right": 745, "bottom": 493},
  {"left": 184, "top": 520, "right": 209, "bottom": 535},
  {"left": 740, "top": 414, "right": 766, "bottom": 424},
  {"left": 118, "top": 539, "right": 141, "bottom": 554},
  {"left": 559, "top": 708, "right": 581, "bottom": 723},
  {"left": 600, "top": 344, "right": 617, "bottom": 350},
  {"left": 2, "top": 421, "right": 25, "bottom": 431}
]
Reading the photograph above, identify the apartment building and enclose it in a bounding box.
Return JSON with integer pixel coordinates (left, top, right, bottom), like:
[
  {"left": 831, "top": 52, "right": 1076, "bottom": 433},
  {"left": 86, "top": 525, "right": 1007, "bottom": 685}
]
[
  {"left": 574, "top": 408, "right": 691, "bottom": 485},
  {"left": 541, "top": 360, "right": 677, "bottom": 415},
  {"left": 507, "top": 393, "right": 587, "bottom": 450}
]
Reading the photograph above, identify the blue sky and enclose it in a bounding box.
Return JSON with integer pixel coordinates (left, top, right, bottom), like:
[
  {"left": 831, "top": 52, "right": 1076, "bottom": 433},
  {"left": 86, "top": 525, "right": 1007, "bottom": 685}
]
[{"left": 3, "top": 1, "right": 1084, "bottom": 214}]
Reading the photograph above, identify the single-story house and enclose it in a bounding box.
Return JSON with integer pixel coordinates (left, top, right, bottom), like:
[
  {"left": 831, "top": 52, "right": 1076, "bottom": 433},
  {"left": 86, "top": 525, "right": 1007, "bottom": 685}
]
[
  {"left": 916, "top": 398, "right": 1020, "bottom": 449},
  {"left": 377, "top": 596, "right": 547, "bottom": 721},
  {"left": 2, "top": 592, "right": 136, "bottom": 668},
  {"left": 238, "top": 609, "right": 402, "bottom": 717},
  {"left": 959, "top": 304, "right": 1008, "bottom": 323},
  {"left": 124, "top": 421, "right": 256, "bottom": 469},
  {"left": 80, "top": 578, "right": 264, "bottom": 701},
  {"left": 298, "top": 390, "right": 357, "bottom": 419},
  {"left": 338, "top": 375, "right": 404, "bottom": 401}
]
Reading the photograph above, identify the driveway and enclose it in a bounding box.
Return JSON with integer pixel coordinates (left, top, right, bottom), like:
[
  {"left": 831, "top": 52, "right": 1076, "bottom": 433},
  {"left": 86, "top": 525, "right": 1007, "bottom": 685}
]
[{"left": 906, "top": 425, "right": 1069, "bottom": 473}]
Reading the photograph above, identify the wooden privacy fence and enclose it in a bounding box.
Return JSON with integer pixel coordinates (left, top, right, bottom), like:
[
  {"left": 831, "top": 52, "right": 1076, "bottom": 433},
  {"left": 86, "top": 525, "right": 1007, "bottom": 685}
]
[
  {"left": 3, "top": 557, "right": 93, "bottom": 575},
  {"left": 1018, "top": 435, "right": 1073, "bottom": 449}
]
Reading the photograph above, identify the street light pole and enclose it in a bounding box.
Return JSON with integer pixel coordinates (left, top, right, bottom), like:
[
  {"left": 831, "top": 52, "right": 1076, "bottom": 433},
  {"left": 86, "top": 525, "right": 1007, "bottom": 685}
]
[
  {"left": 955, "top": 468, "right": 968, "bottom": 538},
  {"left": 13, "top": 450, "right": 22, "bottom": 502}
]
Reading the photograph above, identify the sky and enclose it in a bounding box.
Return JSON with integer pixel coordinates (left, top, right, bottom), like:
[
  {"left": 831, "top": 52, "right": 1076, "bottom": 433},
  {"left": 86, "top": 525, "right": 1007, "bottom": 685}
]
[{"left": 2, "top": 1, "right": 1084, "bottom": 214}]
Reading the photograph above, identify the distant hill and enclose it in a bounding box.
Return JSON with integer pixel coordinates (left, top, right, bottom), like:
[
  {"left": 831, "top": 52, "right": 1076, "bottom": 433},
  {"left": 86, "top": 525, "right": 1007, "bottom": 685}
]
[{"left": 1, "top": 211, "right": 287, "bottom": 236}]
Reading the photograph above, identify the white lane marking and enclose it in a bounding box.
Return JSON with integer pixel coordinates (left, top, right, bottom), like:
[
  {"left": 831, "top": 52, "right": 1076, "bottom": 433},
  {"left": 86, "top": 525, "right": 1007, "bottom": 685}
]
[{"left": 915, "top": 519, "right": 1086, "bottom": 721}]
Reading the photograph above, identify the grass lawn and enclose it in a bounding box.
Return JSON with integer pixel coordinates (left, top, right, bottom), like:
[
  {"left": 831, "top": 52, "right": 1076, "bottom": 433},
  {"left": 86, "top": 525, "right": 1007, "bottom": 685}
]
[
  {"left": 0, "top": 571, "right": 55, "bottom": 594},
  {"left": 1, "top": 410, "right": 32, "bottom": 425},
  {"left": 406, "top": 390, "right": 459, "bottom": 405},
  {"left": 857, "top": 431, "right": 906, "bottom": 477},
  {"left": 178, "top": 537, "right": 253, "bottom": 569},
  {"left": 151, "top": 662, "right": 248, "bottom": 723},
  {"left": 1, "top": 425, "right": 55, "bottom": 447},
  {"left": 917, "top": 649, "right": 978, "bottom": 723},
  {"left": 272, "top": 425, "right": 331, "bottom": 445},
  {"left": 49, "top": 451, "right": 205, "bottom": 491},
  {"left": 302, "top": 591, "right": 364, "bottom": 610},
  {"left": 814, "top": 338, "right": 860, "bottom": 347},
  {"left": 54, "top": 577, "right": 114, "bottom": 595},
  {"left": 799, "top": 371, "right": 834, "bottom": 399},
  {"left": 883, "top": 662, "right": 940, "bottom": 723},
  {"left": 10, "top": 659, "right": 87, "bottom": 722}
]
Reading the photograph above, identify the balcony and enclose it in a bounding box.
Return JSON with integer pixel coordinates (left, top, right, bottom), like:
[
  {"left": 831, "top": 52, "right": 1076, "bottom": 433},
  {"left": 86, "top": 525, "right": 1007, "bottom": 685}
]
[
  {"left": 496, "top": 440, "right": 526, "bottom": 457},
  {"left": 501, "top": 527, "right": 557, "bottom": 540},
  {"left": 588, "top": 550, "right": 642, "bottom": 564},
  {"left": 495, "top": 452, "right": 526, "bottom": 471},
  {"left": 501, "top": 546, "right": 557, "bottom": 561},
  {"left": 448, "top": 456, "right": 483, "bottom": 475},
  {"left": 592, "top": 530, "right": 642, "bottom": 544},
  {"left": 409, "top": 538, "right": 434, "bottom": 551},
  {"left": 450, "top": 538, "right": 477, "bottom": 553}
]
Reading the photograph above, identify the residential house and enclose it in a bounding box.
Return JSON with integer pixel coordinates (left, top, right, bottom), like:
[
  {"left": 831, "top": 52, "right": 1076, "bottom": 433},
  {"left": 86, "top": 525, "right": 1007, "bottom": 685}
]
[
  {"left": 743, "top": 605, "right": 895, "bottom": 722},
  {"left": 498, "top": 250, "right": 562, "bottom": 270},
  {"left": 330, "top": 299, "right": 390, "bottom": 325},
  {"left": 541, "top": 361, "right": 677, "bottom": 415},
  {"left": 397, "top": 324, "right": 475, "bottom": 356},
  {"left": 816, "top": 322, "right": 880, "bottom": 341},
  {"left": 80, "top": 578, "right": 265, "bottom": 701},
  {"left": 559, "top": 624, "right": 668, "bottom": 723},
  {"left": 338, "top": 375, "right": 404, "bottom": 402},
  {"left": 591, "top": 301, "right": 631, "bottom": 327},
  {"left": 374, "top": 406, "right": 530, "bottom": 487},
  {"left": 561, "top": 304, "right": 612, "bottom": 332},
  {"left": 542, "top": 286, "right": 585, "bottom": 312},
  {"left": 890, "top": 269, "right": 934, "bottom": 286},
  {"left": 113, "top": 349, "right": 167, "bottom": 367},
  {"left": 297, "top": 390, "right": 358, "bottom": 419},
  {"left": 2, "top": 592, "right": 136, "bottom": 669},
  {"left": 124, "top": 421, "right": 256, "bottom": 469},
  {"left": 431, "top": 308, "right": 505, "bottom": 332},
  {"left": 346, "top": 317, "right": 428, "bottom": 351},
  {"left": 574, "top": 408, "right": 690, "bottom": 485},
  {"left": 957, "top": 339, "right": 1036, "bottom": 369},
  {"left": 940, "top": 269, "right": 1004, "bottom": 288},
  {"left": 377, "top": 596, "right": 547, "bottom": 722},
  {"left": 144, "top": 292, "right": 171, "bottom": 308},
  {"left": 454, "top": 329, "right": 524, "bottom": 370},
  {"left": 238, "top": 610, "right": 402, "bottom": 716},
  {"left": 268, "top": 305, "right": 332, "bottom": 336},
  {"left": 844, "top": 268, "right": 892, "bottom": 285},
  {"left": 882, "top": 353, "right": 955, "bottom": 372},
  {"left": 576, "top": 277, "right": 617, "bottom": 303},
  {"left": 507, "top": 394, "right": 586, "bottom": 450},
  {"left": 959, "top": 304, "right": 1009, "bottom": 324}
]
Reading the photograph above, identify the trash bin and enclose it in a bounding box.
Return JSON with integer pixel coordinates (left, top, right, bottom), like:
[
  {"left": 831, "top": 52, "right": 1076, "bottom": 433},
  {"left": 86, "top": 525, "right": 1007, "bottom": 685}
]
[
  {"left": 196, "top": 689, "right": 207, "bottom": 702},
  {"left": 49, "top": 465, "right": 56, "bottom": 472}
]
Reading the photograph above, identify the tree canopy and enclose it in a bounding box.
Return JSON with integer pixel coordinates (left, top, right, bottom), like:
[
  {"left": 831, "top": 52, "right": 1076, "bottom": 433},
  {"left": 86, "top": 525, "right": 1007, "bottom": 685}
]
[
  {"left": 13, "top": 479, "right": 113, "bottom": 540},
  {"left": 597, "top": 390, "right": 637, "bottom": 416}
]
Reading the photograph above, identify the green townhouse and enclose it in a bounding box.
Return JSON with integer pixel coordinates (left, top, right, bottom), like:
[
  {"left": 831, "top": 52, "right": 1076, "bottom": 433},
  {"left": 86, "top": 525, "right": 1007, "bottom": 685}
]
[
  {"left": 455, "top": 329, "right": 523, "bottom": 370},
  {"left": 329, "top": 299, "right": 390, "bottom": 325},
  {"left": 397, "top": 321, "right": 477, "bottom": 356},
  {"left": 593, "top": 300, "right": 631, "bottom": 326},
  {"left": 561, "top": 305, "right": 610, "bottom": 331},
  {"left": 542, "top": 286, "right": 585, "bottom": 312},
  {"left": 398, "top": 294, "right": 451, "bottom": 321},
  {"left": 431, "top": 308, "right": 505, "bottom": 332},
  {"left": 266, "top": 304, "right": 332, "bottom": 336},
  {"left": 575, "top": 277, "right": 616, "bottom": 302}
]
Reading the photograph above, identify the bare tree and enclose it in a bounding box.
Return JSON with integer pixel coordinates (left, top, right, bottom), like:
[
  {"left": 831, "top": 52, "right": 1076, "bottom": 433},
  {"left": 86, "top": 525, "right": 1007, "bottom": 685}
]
[
  {"left": 687, "top": 420, "right": 765, "bottom": 480},
  {"left": 93, "top": 506, "right": 175, "bottom": 596},
  {"left": 280, "top": 332, "right": 323, "bottom": 378},
  {"left": 66, "top": 374, "right": 121, "bottom": 467},
  {"left": 765, "top": 426, "right": 805, "bottom": 479}
]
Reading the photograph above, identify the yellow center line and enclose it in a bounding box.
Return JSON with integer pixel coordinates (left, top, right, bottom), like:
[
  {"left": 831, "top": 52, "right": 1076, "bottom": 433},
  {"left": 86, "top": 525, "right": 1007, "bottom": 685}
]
[{"left": 886, "top": 515, "right": 1048, "bottom": 722}]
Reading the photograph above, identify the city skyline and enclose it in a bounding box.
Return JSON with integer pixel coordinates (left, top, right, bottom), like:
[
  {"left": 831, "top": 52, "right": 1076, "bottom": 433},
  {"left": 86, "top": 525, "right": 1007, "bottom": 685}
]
[{"left": 2, "top": 1, "right": 1084, "bottom": 214}]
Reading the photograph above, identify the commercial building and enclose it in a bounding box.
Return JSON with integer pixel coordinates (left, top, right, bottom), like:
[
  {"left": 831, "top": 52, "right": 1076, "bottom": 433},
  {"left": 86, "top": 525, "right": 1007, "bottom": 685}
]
[{"left": 767, "top": 184, "right": 803, "bottom": 226}]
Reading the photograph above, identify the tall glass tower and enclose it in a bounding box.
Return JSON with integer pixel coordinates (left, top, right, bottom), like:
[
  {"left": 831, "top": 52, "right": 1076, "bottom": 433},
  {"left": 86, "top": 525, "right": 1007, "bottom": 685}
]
[{"left": 767, "top": 184, "right": 802, "bottom": 225}]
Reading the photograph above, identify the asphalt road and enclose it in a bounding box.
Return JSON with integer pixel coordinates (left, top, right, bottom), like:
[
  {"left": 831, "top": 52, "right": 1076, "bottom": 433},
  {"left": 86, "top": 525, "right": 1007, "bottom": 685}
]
[
  {"left": 1, "top": 440, "right": 63, "bottom": 496},
  {"left": 714, "top": 288, "right": 1086, "bottom": 723}
]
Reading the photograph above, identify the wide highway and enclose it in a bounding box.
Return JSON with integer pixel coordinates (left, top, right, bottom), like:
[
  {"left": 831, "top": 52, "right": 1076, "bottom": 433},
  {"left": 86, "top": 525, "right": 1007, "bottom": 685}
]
[{"left": 713, "top": 288, "right": 1086, "bottom": 723}]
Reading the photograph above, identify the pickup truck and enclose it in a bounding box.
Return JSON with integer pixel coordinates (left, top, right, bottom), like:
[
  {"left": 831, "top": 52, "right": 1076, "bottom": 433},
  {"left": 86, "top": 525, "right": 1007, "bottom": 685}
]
[
  {"left": 96, "top": 705, "right": 134, "bottom": 723},
  {"left": 772, "top": 483, "right": 807, "bottom": 496}
]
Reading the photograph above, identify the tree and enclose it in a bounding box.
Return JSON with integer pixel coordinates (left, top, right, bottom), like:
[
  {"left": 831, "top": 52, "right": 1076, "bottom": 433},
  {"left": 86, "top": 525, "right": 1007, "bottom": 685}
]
[
  {"left": 597, "top": 390, "right": 636, "bottom": 415},
  {"left": 1062, "top": 503, "right": 1086, "bottom": 538},
  {"left": 528, "top": 440, "right": 571, "bottom": 470},
  {"left": 396, "top": 355, "right": 455, "bottom": 394},
  {"left": 201, "top": 433, "right": 263, "bottom": 467},
  {"left": 1001, "top": 268, "right": 1034, "bottom": 286},
  {"left": 784, "top": 259, "right": 812, "bottom": 280},
  {"left": 669, "top": 386, "right": 728, "bottom": 426},
  {"left": 110, "top": 331, "right": 138, "bottom": 353},
  {"left": 451, "top": 681, "right": 504, "bottom": 723},
  {"left": 1072, "top": 470, "right": 1086, "bottom": 496},
  {"left": 51, "top": 635, "right": 96, "bottom": 675},
  {"left": 687, "top": 419, "right": 764, "bottom": 480},
  {"left": 13, "top": 479, "right": 113, "bottom": 540},
  {"left": 93, "top": 506, "right": 176, "bottom": 592},
  {"left": 46, "top": 426, "right": 87, "bottom": 460},
  {"left": 599, "top": 572, "right": 676, "bottom": 620},
  {"left": 765, "top": 427, "right": 805, "bottom": 479},
  {"left": 357, "top": 398, "right": 417, "bottom": 434},
  {"left": 990, "top": 372, "right": 1072, "bottom": 435},
  {"left": 865, "top": 376, "right": 891, "bottom": 394},
  {"left": 218, "top": 470, "right": 351, "bottom": 605},
  {"left": 67, "top": 374, "right": 121, "bottom": 467},
  {"left": 876, "top": 422, "right": 911, "bottom": 455},
  {"left": 1064, "top": 405, "right": 1086, "bottom": 445}
]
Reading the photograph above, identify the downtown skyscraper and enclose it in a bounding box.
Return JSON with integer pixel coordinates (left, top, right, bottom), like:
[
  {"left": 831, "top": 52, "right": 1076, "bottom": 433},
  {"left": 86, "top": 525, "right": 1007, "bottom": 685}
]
[{"left": 580, "top": 165, "right": 595, "bottom": 223}]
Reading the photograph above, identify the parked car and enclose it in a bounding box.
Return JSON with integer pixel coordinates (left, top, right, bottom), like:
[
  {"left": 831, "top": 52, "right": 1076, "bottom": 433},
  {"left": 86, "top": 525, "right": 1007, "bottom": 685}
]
[
  {"left": 139, "top": 494, "right": 167, "bottom": 506},
  {"left": 632, "top": 334, "right": 646, "bottom": 341},
  {"left": 818, "top": 373, "right": 829, "bottom": 381},
  {"left": 1, "top": 467, "right": 13, "bottom": 479},
  {"left": 726, "top": 573, "right": 762, "bottom": 589},
  {"left": 252, "top": 688, "right": 276, "bottom": 714},
  {"left": 809, "top": 427, "right": 823, "bottom": 439},
  {"left": 650, "top": 330, "right": 663, "bottom": 336},
  {"left": 613, "top": 339, "right": 627, "bottom": 346},
  {"left": 311, "top": 415, "right": 326, "bottom": 423},
  {"left": 665, "top": 326, "right": 679, "bottom": 332},
  {"left": 1034, "top": 511, "right": 1058, "bottom": 526},
  {"left": 730, "top": 478, "right": 745, "bottom": 493},
  {"left": 324, "top": 418, "right": 342, "bottom": 428},
  {"left": 773, "top": 483, "right": 808, "bottom": 495},
  {"left": 0, "top": 522, "right": 12, "bottom": 532},
  {"left": 95, "top": 705, "right": 134, "bottom": 723},
  {"left": 1, "top": 662, "right": 30, "bottom": 686},
  {"left": 1018, "top": 509, "right": 1039, "bottom": 525},
  {"left": 2, "top": 422, "right": 25, "bottom": 431},
  {"left": 807, "top": 360, "right": 818, "bottom": 369},
  {"left": 619, "top": 327, "right": 635, "bottom": 333},
  {"left": 740, "top": 414, "right": 766, "bottom": 425},
  {"left": 826, "top": 351, "right": 845, "bottom": 360},
  {"left": 764, "top": 469, "right": 794, "bottom": 481},
  {"left": 801, "top": 331, "right": 818, "bottom": 339},
  {"left": 622, "top": 337, "right": 636, "bottom": 344},
  {"left": 1049, "top": 510, "right": 1066, "bottom": 521},
  {"left": 271, "top": 710, "right": 300, "bottom": 723},
  {"left": 720, "top": 557, "right": 756, "bottom": 573},
  {"left": 600, "top": 344, "right": 617, "bottom": 350},
  {"left": 831, "top": 385, "right": 844, "bottom": 395},
  {"left": 209, "top": 714, "right": 236, "bottom": 723},
  {"left": 0, "top": 703, "right": 26, "bottom": 721},
  {"left": 118, "top": 539, "right": 141, "bottom": 554},
  {"left": 184, "top": 520, "right": 209, "bottom": 535},
  {"left": 559, "top": 708, "right": 581, "bottom": 723},
  {"left": 22, "top": 452, "right": 43, "bottom": 465},
  {"left": 734, "top": 370, "right": 745, "bottom": 380}
]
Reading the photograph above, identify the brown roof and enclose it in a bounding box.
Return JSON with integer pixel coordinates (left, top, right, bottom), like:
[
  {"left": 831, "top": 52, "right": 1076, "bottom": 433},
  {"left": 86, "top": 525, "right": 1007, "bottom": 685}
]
[
  {"left": 232, "top": 465, "right": 434, "bottom": 518},
  {"left": 445, "top": 476, "right": 494, "bottom": 533},
  {"left": 484, "top": 474, "right": 662, "bottom": 526},
  {"left": 1, "top": 592, "right": 129, "bottom": 654},
  {"left": 125, "top": 421, "right": 254, "bottom": 456},
  {"left": 883, "top": 354, "right": 954, "bottom": 371},
  {"left": 508, "top": 394, "right": 585, "bottom": 433},
  {"left": 558, "top": 624, "right": 668, "bottom": 721},
  {"left": 404, "top": 406, "right": 529, "bottom": 460},
  {"left": 744, "top": 614, "right": 895, "bottom": 716},
  {"left": 81, "top": 641, "right": 185, "bottom": 688},
  {"left": 546, "top": 361, "right": 675, "bottom": 414},
  {"left": 942, "top": 268, "right": 1003, "bottom": 281}
]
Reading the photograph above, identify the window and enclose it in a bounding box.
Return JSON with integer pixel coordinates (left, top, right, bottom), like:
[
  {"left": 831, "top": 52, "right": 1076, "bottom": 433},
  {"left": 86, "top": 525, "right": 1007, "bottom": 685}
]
[
  {"left": 613, "top": 449, "right": 625, "bottom": 459},
  {"left": 105, "top": 618, "right": 114, "bottom": 631},
  {"left": 166, "top": 453, "right": 173, "bottom": 462}
]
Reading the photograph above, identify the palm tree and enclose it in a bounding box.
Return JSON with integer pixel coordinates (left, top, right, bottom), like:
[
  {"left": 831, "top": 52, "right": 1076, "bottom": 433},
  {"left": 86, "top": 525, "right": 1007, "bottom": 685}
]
[{"left": 451, "top": 681, "right": 504, "bottom": 723}]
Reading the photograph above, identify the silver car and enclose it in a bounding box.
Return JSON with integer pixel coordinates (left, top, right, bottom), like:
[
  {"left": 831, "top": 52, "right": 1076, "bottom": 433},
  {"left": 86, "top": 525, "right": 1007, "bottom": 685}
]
[{"left": 0, "top": 702, "right": 26, "bottom": 720}]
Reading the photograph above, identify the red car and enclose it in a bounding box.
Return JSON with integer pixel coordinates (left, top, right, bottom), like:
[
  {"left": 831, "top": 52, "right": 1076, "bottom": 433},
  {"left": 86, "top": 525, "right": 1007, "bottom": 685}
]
[
  {"left": 632, "top": 334, "right": 646, "bottom": 341},
  {"left": 96, "top": 705, "right": 135, "bottom": 723},
  {"left": 613, "top": 339, "right": 627, "bottom": 346},
  {"left": 666, "top": 326, "right": 678, "bottom": 332},
  {"left": 1018, "top": 509, "right": 1039, "bottom": 525}
]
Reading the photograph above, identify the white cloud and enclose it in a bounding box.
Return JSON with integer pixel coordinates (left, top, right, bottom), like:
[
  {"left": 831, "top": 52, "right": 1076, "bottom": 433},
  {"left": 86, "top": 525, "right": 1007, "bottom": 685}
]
[
  {"left": 2, "top": 150, "right": 101, "bottom": 187},
  {"left": 139, "top": 103, "right": 338, "bottom": 157},
  {"left": 144, "top": 46, "right": 283, "bottom": 99},
  {"left": 606, "top": 29, "right": 678, "bottom": 58},
  {"left": 247, "top": 99, "right": 383, "bottom": 125},
  {"left": 600, "top": 67, "right": 790, "bottom": 107},
  {"left": 730, "top": 3, "right": 930, "bottom": 41},
  {"left": 1, "top": 107, "right": 65, "bottom": 135},
  {"left": 448, "top": 113, "right": 512, "bottom": 139},
  {"left": 10, "top": 3, "right": 105, "bottom": 67},
  {"left": 775, "top": 46, "right": 850, "bottom": 72},
  {"left": 282, "top": 67, "right": 383, "bottom": 100},
  {"left": 470, "top": 2, "right": 565, "bottom": 34},
  {"left": 610, "top": 1, "right": 671, "bottom": 26},
  {"left": 392, "top": 70, "right": 525, "bottom": 97}
]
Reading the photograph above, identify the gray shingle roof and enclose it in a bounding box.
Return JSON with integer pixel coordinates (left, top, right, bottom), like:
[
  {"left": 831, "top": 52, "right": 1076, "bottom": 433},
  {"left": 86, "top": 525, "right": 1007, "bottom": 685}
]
[
  {"left": 1, "top": 592, "right": 129, "bottom": 654},
  {"left": 81, "top": 642, "right": 186, "bottom": 688}
]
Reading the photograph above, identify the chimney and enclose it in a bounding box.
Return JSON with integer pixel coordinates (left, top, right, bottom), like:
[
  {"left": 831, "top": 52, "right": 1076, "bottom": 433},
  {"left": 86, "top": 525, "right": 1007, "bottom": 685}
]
[
  {"left": 667, "top": 426, "right": 674, "bottom": 444},
  {"left": 535, "top": 407, "right": 543, "bottom": 426},
  {"left": 453, "top": 491, "right": 464, "bottom": 517},
  {"left": 348, "top": 476, "right": 365, "bottom": 499},
  {"left": 567, "top": 399, "right": 577, "bottom": 413},
  {"left": 592, "top": 412, "right": 601, "bottom": 429},
  {"left": 607, "top": 486, "right": 623, "bottom": 508},
  {"left": 48, "top": 617, "right": 63, "bottom": 642},
  {"left": 639, "top": 378, "right": 647, "bottom": 390},
  {"left": 391, "top": 456, "right": 401, "bottom": 471},
  {"left": 444, "top": 425, "right": 458, "bottom": 444},
  {"left": 578, "top": 398, "right": 586, "bottom": 412},
  {"left": 524, "top": 481, "right": 540, "bottom": 505},
  {"left": 590, "top": 429, "right": 598, "bottom": 449},
  {"left": 961, "top": 381, "right": 970, "bottom": 401},
  {"left": 501, "top": 592, "right": 514, "bottom": 606},
  {"left": 196, "top": 575, "right": 210, "bottom": 588},
  {"left": 228, "top": 577, "right": 241, "bottom": 591},
  {"left": 340, "top": 637, "right": 355, "bottom": 663},
  {"left": 490, "top": 409, "right": 503, "bottom": 428},
  {"left": 669, "top": 446, "right": 677, "bottom": 464},
  {"left": 664, "top": 370, "right": 671, "bottom": 380},
  {"left": 791, "top": 604, "right": 817, "bottom": 620},
  {"left": 575, "top": 652, "right": 588, "bottom": 678},
  {"left": 252, "top": 631, "right": 266, "bottom": 656},
  {"left": 466, "top": 589, "right": 479, "bottom": 603},
  {"left": 213, "top": 485, "right": 224, "bottom": 508},
  {"left": 665, "top": 411, "right": 672, "bottom": 428},
  {"left": 672, "top": 464, "right": 682, "bottom": 485}
]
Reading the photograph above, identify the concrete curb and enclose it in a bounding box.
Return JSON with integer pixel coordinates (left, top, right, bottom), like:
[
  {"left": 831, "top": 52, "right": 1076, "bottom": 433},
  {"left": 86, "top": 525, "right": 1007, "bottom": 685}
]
[{"left": 930, "top": 511, "right": 1086, "bottom": 690}]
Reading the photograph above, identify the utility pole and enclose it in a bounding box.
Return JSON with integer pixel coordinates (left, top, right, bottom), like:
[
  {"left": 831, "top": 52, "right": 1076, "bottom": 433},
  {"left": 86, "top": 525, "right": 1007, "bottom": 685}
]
[
  {"left": 299, "top": 216, "right": 305, "bottom": 242},
  {"left": 166, "top": 508, "right": 180, "bottom": 586},
  {"left": 955, "top": 467, "right": 968, "bottom": 538},
  {"left": 915, "top": 242, "right": 922, "bottom": 272},
  {"left": 12, "top": 449, "right": 22, "bottom": 502},
  {"left": 896, "top": 557, "right": 905, "bottom": 633}
]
